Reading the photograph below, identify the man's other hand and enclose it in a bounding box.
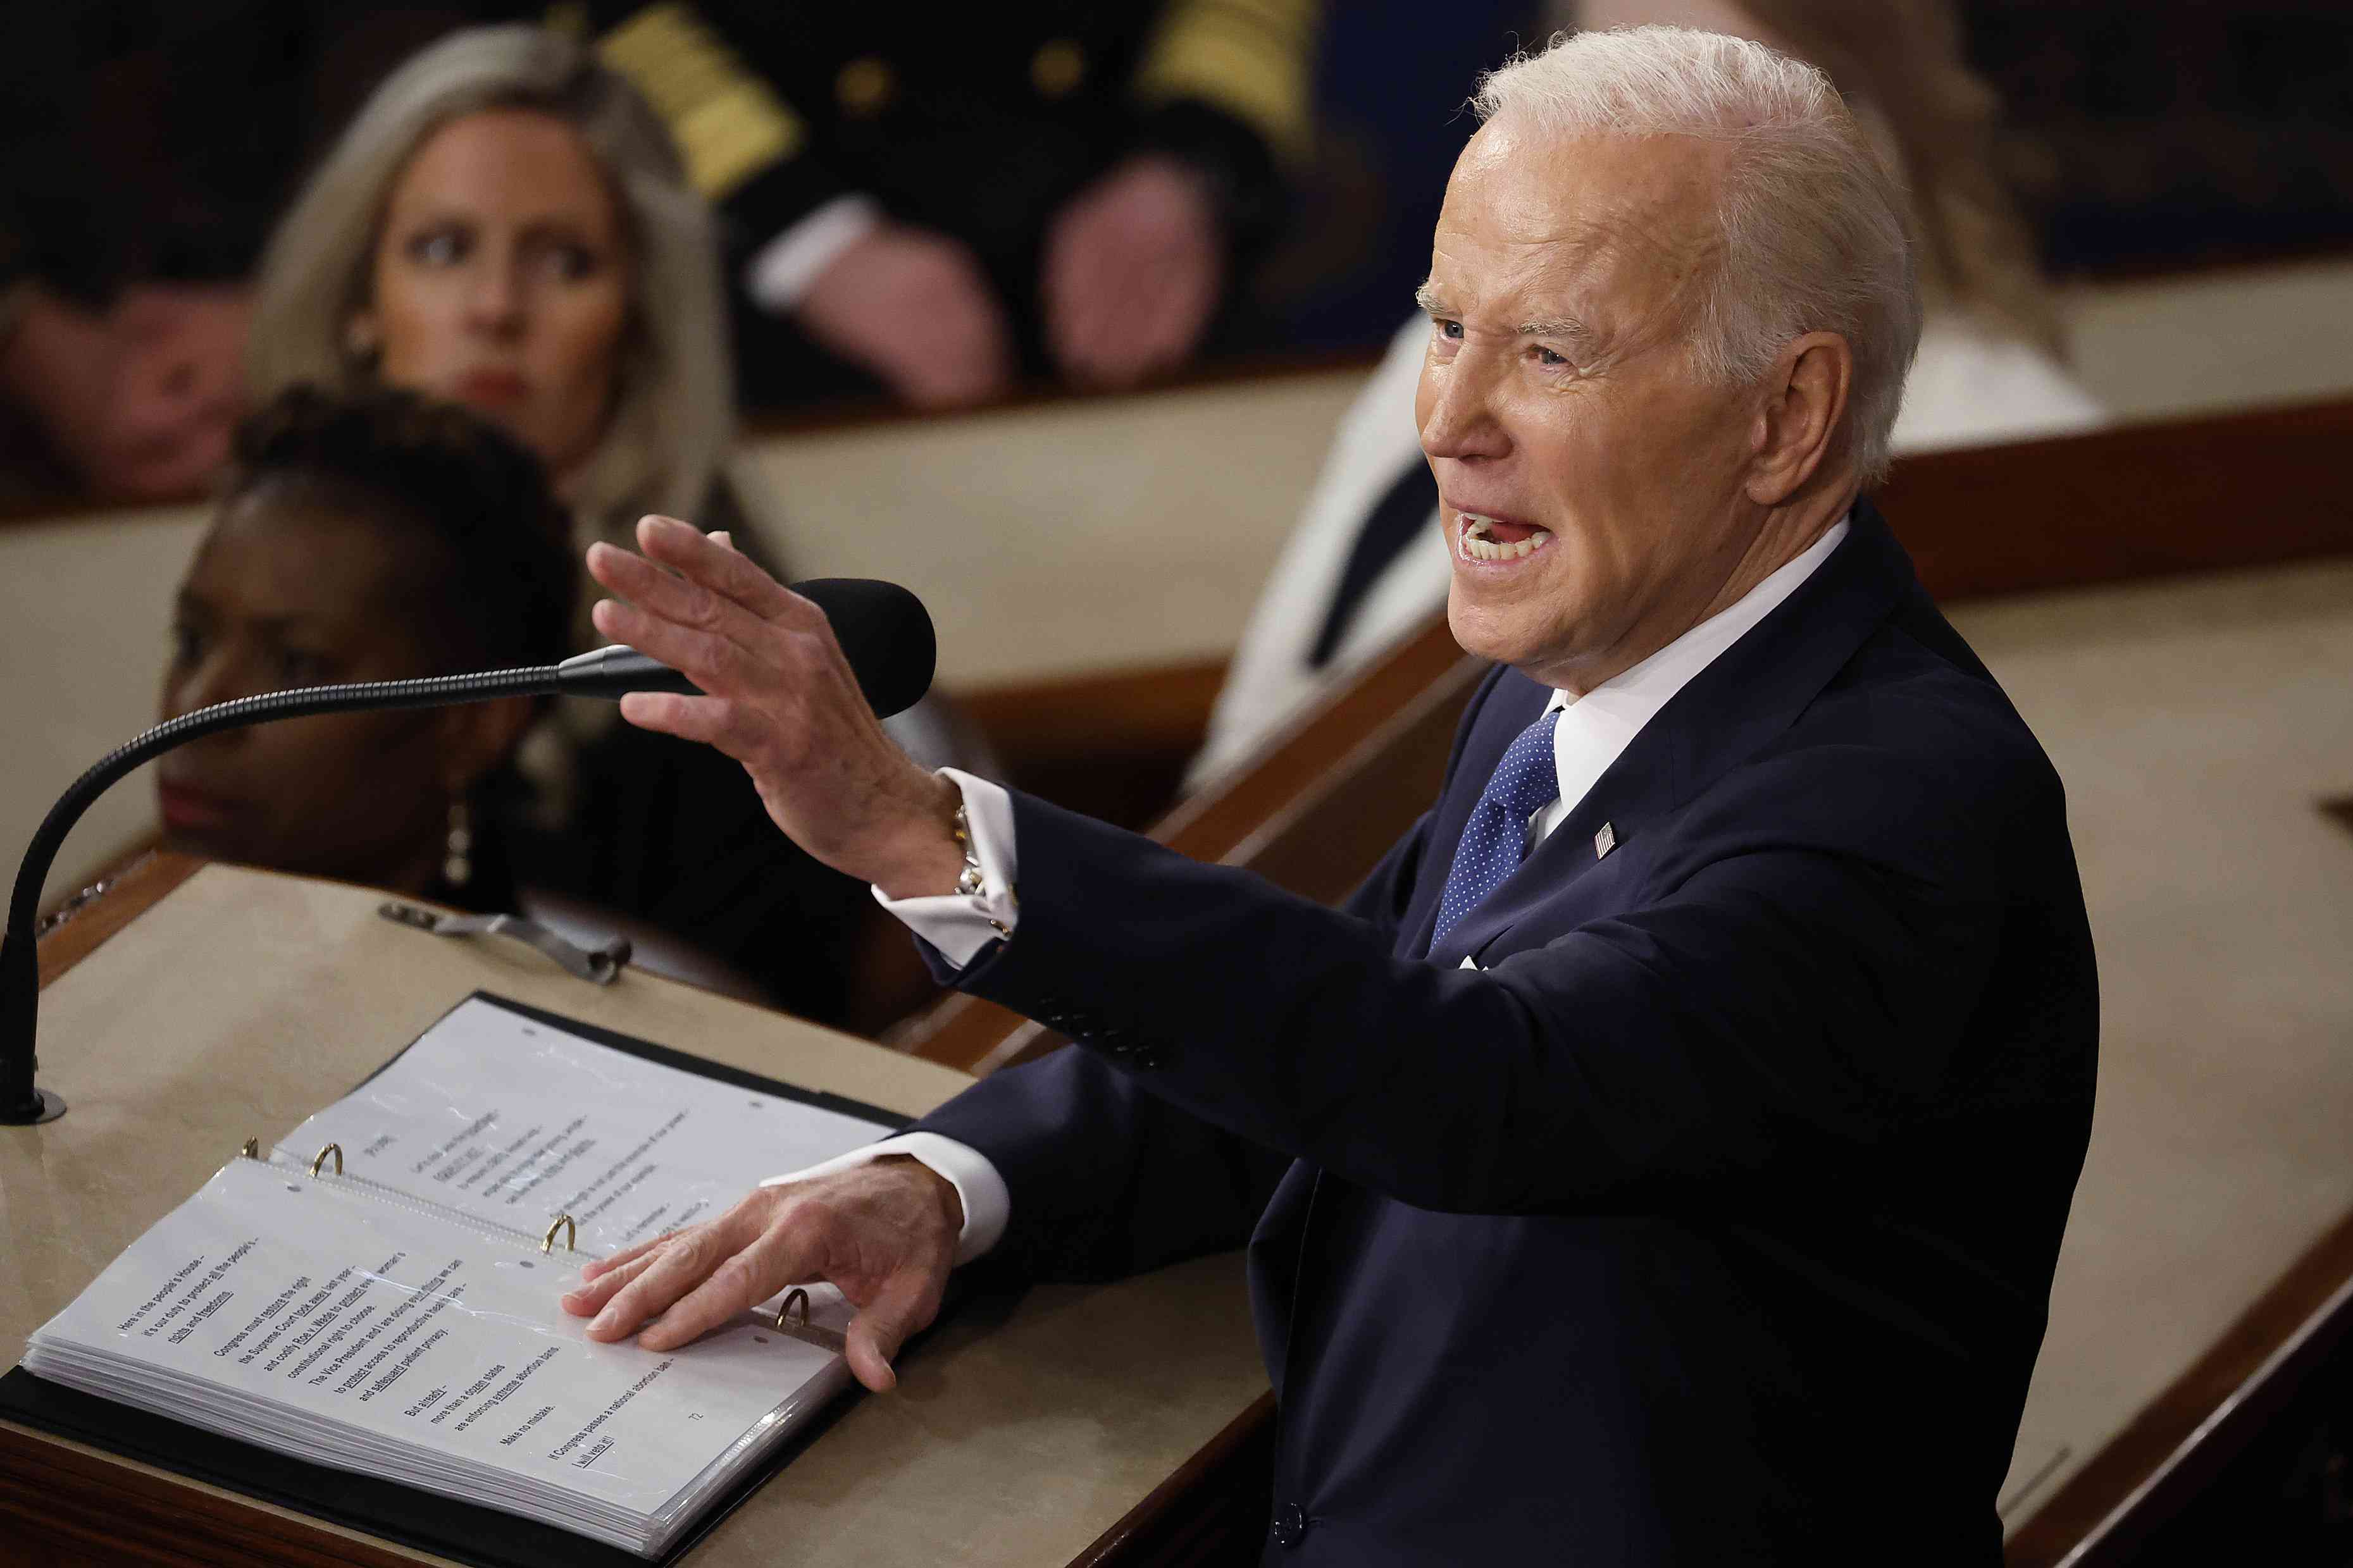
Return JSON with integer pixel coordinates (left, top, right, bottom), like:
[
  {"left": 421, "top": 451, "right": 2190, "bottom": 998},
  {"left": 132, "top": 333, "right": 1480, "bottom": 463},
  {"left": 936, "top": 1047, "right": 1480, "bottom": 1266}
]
[
  {"left": 561, "top": 1157, "right": 963, "bottom": 1392},
  {"left": 794, "top": 221, "right": 1015, "bottom": 409},
  {"left": 1043, "top": 155, "right": 1224, "bottom": 390},
  {"left": 585, "top": 516, "right": 966, "bottom": 897}
]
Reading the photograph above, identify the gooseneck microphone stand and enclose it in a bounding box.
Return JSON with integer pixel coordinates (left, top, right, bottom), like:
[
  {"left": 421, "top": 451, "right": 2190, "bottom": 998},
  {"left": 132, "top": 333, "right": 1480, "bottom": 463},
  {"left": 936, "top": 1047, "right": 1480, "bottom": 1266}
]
[{"left": 0, "top": 646, "right": 695, "bottom": 1126}]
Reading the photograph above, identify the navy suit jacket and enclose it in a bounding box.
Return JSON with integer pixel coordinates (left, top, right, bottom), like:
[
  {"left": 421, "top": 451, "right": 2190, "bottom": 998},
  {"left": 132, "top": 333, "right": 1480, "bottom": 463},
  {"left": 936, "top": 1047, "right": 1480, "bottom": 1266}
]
[{"left": 917, "top": 503, "right": 2097, "bottom": 1564}]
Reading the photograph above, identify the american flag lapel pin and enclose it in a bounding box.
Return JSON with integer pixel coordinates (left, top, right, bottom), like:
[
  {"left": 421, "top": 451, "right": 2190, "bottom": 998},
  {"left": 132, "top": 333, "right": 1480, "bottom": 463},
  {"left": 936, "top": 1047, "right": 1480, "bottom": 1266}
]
[{"left": 1594, "top": 821, "right": 1617, "bottom": 860}]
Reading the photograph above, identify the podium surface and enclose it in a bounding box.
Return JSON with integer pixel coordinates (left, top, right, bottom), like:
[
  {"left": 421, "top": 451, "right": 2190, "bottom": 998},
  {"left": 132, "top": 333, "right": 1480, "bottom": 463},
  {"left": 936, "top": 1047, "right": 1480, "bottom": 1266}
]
[{"left": 1, "top": 860, "right": 1269, "bottom": 1565}]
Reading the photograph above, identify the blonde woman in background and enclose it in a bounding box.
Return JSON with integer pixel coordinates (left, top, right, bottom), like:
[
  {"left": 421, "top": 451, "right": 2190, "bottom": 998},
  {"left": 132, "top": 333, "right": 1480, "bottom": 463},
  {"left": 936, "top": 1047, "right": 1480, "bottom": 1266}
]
[
  {"left": 1192, "top": 0, "right": 2104, "bottom": 787},
  {"left": 249, "top": 22, "right": 750, "bottom": 563},
  {"left": 246, "top": 25, "right": 953, "bottom": 1025}
]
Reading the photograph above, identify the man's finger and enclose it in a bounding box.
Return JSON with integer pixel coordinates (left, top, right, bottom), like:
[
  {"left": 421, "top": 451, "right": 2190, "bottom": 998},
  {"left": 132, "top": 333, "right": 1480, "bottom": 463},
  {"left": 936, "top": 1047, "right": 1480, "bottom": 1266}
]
[
  {"left": 560, "top": 1244, "right": 669, "bottom": 1317},
  {"left": 635, "top": 1215, "right": 824, "bottom": 1352},
  {"left": 584, "top": 1208, "right": 762, "bottom": 1342},
  {"left": 633, "top": 514, "right": 812, "bottom": 626},
  {"left": 589, "top": 596, "right": 786, "bottom": 703},
  {"left": 582, "top": 1238, "right": 711, "bottom": 1341},
  {"left": 611, "top": 689, "right": 769, "bottom": 759},
  {"left": 586, "top": 541, "right": 781, "bottom": 662},
  {"left": 841, "top": 1264, "right": 946, "bottom": 1393},
  {"left": 578, "top": 1230, "right": 676, "bottom": 1281}
]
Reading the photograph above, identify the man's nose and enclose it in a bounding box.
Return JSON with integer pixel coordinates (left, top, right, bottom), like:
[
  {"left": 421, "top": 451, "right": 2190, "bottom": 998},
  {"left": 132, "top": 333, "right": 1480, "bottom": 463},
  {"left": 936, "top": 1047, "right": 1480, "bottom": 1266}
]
[{"left": 1419, "top": 352, "right": 1512, "bottom": 465}]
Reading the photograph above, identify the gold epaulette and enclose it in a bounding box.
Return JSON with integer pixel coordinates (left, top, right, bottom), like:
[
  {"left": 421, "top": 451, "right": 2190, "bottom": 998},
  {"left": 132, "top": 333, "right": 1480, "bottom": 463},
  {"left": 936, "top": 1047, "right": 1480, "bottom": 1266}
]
[
  {"left": 595, "top": 3, "right": 807, "bottom": 199},
  {"left": 1134, "top": 0, "right": 1319, "bottom": 166}
]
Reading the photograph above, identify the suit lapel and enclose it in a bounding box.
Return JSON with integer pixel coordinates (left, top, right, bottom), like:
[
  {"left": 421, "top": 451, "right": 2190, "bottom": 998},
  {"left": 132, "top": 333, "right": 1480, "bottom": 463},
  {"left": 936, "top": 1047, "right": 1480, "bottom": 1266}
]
[{"left": 1409, "top": 503, "right": 1918, "bottom": 965}]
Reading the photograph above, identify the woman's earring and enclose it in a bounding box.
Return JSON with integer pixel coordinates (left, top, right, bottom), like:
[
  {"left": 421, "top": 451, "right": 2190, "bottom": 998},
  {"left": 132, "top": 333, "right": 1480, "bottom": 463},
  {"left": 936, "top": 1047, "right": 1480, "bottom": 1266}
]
[{"left": 444, "top": 799, "right": 473, "bottom": 891}]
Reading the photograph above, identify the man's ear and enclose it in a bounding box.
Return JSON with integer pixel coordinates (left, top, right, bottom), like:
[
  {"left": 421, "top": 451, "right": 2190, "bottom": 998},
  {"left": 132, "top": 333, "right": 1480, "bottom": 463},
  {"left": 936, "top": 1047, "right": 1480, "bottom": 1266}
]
[
  {"left": 1745, "top": 330, "right": 1852, "bottom": 506},
  {"left": 435, "top": 696, "right": 536, "bottom": 799}
]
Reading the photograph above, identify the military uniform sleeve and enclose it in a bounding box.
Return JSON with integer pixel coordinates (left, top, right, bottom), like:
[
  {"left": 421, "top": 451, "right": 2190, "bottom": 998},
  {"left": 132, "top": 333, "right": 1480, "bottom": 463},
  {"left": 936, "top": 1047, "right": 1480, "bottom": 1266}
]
[
  {"left": 1129, "top": 0, "right": 1322, "bottom": 252},
  {"left": 589, "top": 3, "right": 856, "bottom": 260}
]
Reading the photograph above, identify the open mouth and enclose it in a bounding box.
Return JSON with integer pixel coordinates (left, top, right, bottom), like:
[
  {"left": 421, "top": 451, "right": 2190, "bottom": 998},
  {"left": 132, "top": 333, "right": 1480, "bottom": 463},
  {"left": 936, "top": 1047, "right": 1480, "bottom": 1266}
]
[{"left": 1456, "top": 512, "right": 1553, "bottom": 563}]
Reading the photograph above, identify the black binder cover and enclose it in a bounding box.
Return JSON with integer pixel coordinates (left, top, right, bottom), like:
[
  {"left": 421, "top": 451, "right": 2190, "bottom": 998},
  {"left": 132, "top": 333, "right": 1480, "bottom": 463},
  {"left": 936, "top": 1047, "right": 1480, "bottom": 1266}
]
[{"left": 0, "top": 991, "right": 917, "bottom": 1567}]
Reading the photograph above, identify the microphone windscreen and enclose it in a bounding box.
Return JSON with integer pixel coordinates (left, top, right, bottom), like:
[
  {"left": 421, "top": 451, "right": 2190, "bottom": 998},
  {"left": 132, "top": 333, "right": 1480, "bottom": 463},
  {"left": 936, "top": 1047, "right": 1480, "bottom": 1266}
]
[{"left": 792, "top": 578, "right": 936, "bottom": 719}]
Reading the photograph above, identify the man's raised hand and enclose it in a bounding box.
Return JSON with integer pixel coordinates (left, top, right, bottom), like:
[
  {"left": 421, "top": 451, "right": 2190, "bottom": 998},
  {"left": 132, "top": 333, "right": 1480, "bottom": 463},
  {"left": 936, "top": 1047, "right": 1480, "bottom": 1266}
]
[
  {"left": 559, "top": 1159, "right": 963, "bottom": 1392},
  {"left": 583, "top": 516, "right": 965, "bottom": 898}
]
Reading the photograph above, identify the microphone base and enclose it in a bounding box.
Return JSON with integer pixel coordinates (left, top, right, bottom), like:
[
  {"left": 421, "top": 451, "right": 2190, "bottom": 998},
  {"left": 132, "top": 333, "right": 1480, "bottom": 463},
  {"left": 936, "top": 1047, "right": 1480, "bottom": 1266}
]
[{"left": 0, "top": 1086, "right": 65, "bottom": 1125}]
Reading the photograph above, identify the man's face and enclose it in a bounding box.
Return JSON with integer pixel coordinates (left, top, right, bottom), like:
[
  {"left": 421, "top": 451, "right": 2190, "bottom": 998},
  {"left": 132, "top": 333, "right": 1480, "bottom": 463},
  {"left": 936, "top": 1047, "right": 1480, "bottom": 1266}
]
[{"left": 1416, "top": 124, "right": 1767, "bottom": 691}]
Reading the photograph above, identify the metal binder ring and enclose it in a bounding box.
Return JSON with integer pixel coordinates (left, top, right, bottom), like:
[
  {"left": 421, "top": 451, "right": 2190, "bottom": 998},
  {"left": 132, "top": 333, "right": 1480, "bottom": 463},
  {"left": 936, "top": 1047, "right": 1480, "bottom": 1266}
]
[
  {"left": 543, "top": 1214, "right": 576, "bottom": 1254},
  {"left": 239, "top": 1138, "right": 260, "bottom": 1161},
  {"left": 311, "top": 1143, "right": 343, "bottom": 1176},
  {"left": 769, "top": 1288, "right": 847, "bottom": 1352}
]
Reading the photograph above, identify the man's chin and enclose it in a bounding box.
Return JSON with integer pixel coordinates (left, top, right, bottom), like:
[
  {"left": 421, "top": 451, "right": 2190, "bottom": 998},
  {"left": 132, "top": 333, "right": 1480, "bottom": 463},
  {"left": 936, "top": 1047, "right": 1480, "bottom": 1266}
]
[{"left": 1444, "top": 591, "right": 1541, "bottom": 670}]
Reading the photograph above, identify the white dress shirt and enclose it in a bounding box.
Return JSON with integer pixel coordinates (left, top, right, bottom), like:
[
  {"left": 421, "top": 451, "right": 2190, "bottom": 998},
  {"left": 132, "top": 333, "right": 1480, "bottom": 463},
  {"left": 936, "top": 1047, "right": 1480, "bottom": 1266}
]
[{"left": 764, "top": 515, "right": 1851, "bottom": 1259}]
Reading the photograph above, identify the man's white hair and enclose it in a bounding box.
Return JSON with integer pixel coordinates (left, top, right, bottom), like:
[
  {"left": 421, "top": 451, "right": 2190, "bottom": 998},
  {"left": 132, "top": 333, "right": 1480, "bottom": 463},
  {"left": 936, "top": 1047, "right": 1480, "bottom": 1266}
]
[{"left": 1474, "top": 25, "right": 1920, "bottom": 483}]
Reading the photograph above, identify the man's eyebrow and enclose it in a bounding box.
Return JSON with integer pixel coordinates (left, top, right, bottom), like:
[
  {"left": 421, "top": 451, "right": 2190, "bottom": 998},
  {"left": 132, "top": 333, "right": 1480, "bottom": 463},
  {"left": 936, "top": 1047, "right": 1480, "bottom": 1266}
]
[
  {"left": 1411, "top": 284, "right": 1592, "bottom": 342},
  {"left": 1517, "top": 316, "right": 1592, "bottom": 341}
]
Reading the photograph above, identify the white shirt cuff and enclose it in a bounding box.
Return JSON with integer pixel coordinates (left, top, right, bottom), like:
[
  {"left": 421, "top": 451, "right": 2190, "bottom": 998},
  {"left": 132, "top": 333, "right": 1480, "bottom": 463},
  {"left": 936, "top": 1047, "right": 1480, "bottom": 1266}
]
[
  {"left": 760, "top": 1131, "right": 1009, "bottom": 1265},
  {"left": 743, "top": 194, "right": 885, "bottom": 312},
  {"left": 874, "top": 768, "right": 1019, "bottom": 970}
]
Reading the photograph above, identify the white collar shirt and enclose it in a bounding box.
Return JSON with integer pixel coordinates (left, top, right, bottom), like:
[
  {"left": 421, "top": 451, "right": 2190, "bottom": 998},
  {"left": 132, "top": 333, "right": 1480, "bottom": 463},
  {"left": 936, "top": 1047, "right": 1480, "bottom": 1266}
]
[{"left": 1530, "top": 514, "right": 1849, "bottom": 843}]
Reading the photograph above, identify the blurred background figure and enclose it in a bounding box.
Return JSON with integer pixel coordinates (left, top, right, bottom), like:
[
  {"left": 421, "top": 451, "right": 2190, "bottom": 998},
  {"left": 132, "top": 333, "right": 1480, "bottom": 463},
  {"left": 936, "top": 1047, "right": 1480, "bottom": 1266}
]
[
  {"left": 248, "top": 22, "right": 745, "bottom": 560},
  {"left": 0, "top": 3, "right": 292, "bottom": 500},
  {"left": 246, "top": 24, "right": 969, "bottom": 1025},
  {"left": 1191, "top": 0, "right": 2108, "bottom": 785},
  {"left": 564, "top": 0, "right": 1320, "bottom": 409},
  {"left": 156, "top": 384, "right": 572, "bottom": 910},
  {"left": 0, "top": 279, "right": 250, "bottom": 506},
  {"left": 1, "top": 1, "right": 1327, "bottom": 497}
]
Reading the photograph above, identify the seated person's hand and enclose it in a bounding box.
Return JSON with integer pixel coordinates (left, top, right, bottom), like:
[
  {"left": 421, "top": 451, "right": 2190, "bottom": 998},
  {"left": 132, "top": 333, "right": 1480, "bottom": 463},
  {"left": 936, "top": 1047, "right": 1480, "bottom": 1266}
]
[
  {"left": 0, "top": 281, "right": 247, "bottom": 500},
  {"left": 794, "top": 220, "right": 1015, "bottom": 409},
  {"left": 584, "top": 517, "right": 967, "bottom": 899},
  {"left": 561, "top": 1157, "right": 962, "bottom": 1392},
  {"left": 1042, "top": 154, "right": 1224, "bottom": 390}
]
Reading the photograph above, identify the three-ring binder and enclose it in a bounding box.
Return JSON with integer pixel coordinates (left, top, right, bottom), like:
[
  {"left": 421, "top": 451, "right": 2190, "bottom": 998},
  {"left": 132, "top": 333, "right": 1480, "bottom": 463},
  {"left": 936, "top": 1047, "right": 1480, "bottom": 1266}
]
[
  {"left": 773, "top": 1288, "right": 847, "bottom": 1354},
  {"left": 223, "top": 1152, "right": 838, "bottom": 1352}
]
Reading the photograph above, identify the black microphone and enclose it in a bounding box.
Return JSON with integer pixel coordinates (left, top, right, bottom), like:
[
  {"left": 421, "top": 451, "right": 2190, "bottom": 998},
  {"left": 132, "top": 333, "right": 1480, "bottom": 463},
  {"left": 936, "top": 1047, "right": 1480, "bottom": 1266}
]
[
  {"left": 0, "top": 577, "right": 934, "bottom": 1126},
  {"left": 554, "top": 577, "right": 934, "bottom": 718}
]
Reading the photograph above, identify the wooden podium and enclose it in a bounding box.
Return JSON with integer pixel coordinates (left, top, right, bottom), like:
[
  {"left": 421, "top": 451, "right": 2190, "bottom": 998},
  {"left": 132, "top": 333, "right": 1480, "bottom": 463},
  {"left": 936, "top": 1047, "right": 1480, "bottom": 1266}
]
[{"left": 0, "top": 855, "right": 1272, "bottom": 1567}]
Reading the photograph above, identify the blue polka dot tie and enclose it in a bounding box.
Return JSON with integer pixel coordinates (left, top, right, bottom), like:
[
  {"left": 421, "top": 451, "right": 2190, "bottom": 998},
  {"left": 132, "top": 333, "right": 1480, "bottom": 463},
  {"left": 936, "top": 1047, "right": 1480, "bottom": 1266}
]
[{"left": 1432, "top": 708, "right": 1563, "bottom": 948}]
